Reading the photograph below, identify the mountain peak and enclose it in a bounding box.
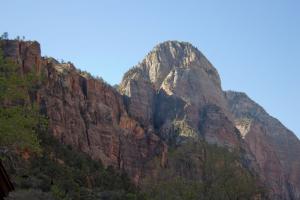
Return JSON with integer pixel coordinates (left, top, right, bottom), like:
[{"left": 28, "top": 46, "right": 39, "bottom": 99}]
[
  {"left": 145, "top": 40, "right": 205, "bottom": 69},
  {"left": 129, "top": 41, "right": 221, "bottom": 91},
  {"left": 2, "top": 38, "right": 300, "bottom": 199},
  {"left": 120, "top": 41, "right": 229, "bottom": 131},
  {"left": 152, "top": 40, "right": 196, "bottom": 52}
]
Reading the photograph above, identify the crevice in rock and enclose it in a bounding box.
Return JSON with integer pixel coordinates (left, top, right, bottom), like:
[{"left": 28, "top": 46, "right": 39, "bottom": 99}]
[
  {"left": 79, "top": 106, "right": 91, "bottom": 147},
  {"left": 79, "top": 76, "right": 88, "bottom": 98},
  {"left": 122, "top": 95, "right": 130, "bottom": 115},
  {"left": 117, "top": 135, "right": 123, "bottom": 170}
]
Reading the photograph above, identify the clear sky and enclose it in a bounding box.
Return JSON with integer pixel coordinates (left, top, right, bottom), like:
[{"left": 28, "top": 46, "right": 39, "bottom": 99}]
[{"left": 1, "top": 0, "right": 299, "bottom": 137}]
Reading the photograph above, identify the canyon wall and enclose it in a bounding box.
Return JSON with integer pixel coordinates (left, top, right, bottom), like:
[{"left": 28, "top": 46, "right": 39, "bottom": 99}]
[{"left": 1, "top": 39, "right": 300, "bottom": 199}]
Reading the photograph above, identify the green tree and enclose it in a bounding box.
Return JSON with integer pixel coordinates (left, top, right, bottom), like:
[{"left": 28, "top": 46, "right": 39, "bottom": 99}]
[
  {"left": 143, "top": 140, "right": 265, "bottom": 200},
  {"left": 0, "top": 32, "right": 8, "bottom": 40},
  {"left": 0, "top": 45, "right": 142, "bottom": 200},
  {"left": 0, "top": 48, "right": 44, "bottom": 154}
]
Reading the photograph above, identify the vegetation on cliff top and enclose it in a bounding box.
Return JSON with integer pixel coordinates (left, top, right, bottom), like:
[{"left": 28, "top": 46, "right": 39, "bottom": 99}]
[
  {"left": 0, "top": 48, "right": 141, "bottom": 200},
  {"left": 0, "top": 41, "right": 265, "bottom": 199},
  {"left": 0, "top": 48, "right": 44, "bottom": 154}
]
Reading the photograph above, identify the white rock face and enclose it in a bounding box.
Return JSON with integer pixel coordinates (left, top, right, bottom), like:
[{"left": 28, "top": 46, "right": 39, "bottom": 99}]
[
  {"left": 120, "top": 41, "right": 230, "bottom": 130},
  {"left": 143, "top": 41, "right": 222, "bottom": 90},
  {"left": 234, "top": 118, "right": 252, "bottom": 138}
]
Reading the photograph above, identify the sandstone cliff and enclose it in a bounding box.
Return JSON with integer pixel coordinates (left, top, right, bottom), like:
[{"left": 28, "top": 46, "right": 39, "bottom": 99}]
[
  {"left": 120, "top": 41, "right": 238, "bottom": 148},
  {"left": 0, "top": 40, "right": 167, "bottom": 184},
  {"left": 1, "top": 39, "right": 300, "bottom": 199},
  {"left": 225, "top": 91, "right": 300, "bottom": 199},
  {"left": 120, "top": 41, "right": 300, "bottom": 199}
]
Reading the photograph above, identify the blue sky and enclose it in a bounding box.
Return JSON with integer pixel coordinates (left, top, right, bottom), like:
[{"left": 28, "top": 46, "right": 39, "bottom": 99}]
[{"left": 1, "top": 0, "right": 299, "bottom": 137}]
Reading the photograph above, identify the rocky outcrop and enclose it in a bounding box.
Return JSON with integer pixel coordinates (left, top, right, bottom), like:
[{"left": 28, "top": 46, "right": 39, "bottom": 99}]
[
  {"left": 225, "top": 91, "right": 300, "bottom": 199},
  {"left": 121, "top": 67, "right": 155, "bottom": 127},
  {"left": 120, "top": 41, "right": 236, "bottom": 147},
  {"left": 0, "top": 40, "right": 167, "bottom": 184},
  {"left": 0, "top": 40, "right": 41, "bottom": 74},
  {"left": 120, "top": 41, "right": 300, "bottom": 199},
  {"left": 2, "top": 39, "right": 300, "bottom": 199},
  {"left": 199, "top": 104, "right": 241, "bottom": 148},
  {"left": 40, "top": 63, "right": 168, "bottom": 182},
  {"left": 120, "top": 41, "right": 261, "bottom": 189}
]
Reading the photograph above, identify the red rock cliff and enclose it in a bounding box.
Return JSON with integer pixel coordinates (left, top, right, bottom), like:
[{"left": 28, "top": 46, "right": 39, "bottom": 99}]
[
  {"left": 2, "top": 40, "right": 300, "bottom": 199},
  {"left": 225, "top": 91, "right": 300, "bottom": 200},
  {"left": 0, "top": 40, "right": 167, "bottom": 184}
]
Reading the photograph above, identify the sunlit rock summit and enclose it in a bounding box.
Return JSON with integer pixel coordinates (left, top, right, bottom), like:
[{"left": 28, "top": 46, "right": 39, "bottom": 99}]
[{"left": 120, "top": 41, "right": 232, "bottom": 143}]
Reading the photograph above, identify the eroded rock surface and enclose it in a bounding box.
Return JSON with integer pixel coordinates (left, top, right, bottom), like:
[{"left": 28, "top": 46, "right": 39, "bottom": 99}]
[
  {"left": 0, "top": 40, "right": 167, "bottom": 184},
  {"left": 225, "top": 91, "right": 300, "bottom": 199},
  {"left": 2, "top": 39, "right": 300, "bottom": 199},
  {"left": 0, "top": 40, "right": 41, "bottom": 74},
  {"left": 120, "top": 41, "right": 236, "bottom": 147}
]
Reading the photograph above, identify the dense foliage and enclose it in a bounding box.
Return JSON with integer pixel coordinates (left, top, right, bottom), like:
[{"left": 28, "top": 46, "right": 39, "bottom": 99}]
[
  {"left": 4, "top": 127, "right": 141, "bottom": 200},
  {"left": 0, "top": 49, "right": 44, "bottom": 154},
  {"left": 143, "top": 140, "right": 266, "bottom": 200}
]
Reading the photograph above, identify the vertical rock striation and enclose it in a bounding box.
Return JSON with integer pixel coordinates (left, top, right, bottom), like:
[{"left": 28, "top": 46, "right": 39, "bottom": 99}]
[
  {"left": 0, "top": 40, "right": 41, "bottom": 74},
  {"left": 2, "top": 39, "right": 300, "bottom": 199},
  {"left": 0, "top": 40, "right": 167, "bottom": 184}
]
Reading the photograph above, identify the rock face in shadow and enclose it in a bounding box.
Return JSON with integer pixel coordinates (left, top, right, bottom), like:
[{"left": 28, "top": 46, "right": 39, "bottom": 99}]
[
  {"left": 225, "top": 91, "right": 300, "bottom": 199},
  {"left": 1, "top": 39, "right": 300, "bottom": 199}
]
